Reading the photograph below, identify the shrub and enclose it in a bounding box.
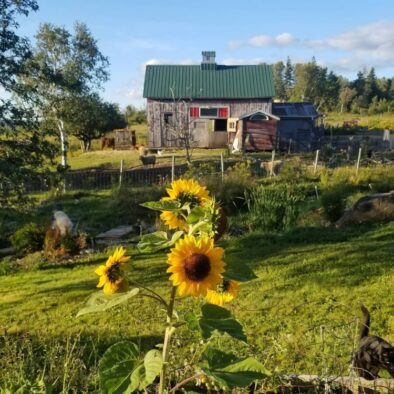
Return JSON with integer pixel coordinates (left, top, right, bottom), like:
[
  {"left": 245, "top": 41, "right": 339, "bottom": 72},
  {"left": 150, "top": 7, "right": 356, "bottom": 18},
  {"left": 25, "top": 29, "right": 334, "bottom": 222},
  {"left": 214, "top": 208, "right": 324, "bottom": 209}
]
[
  {"left": 321, "top": 186, "right": 352, "bottom": 222},
  {"left": 10, "top": 223, "right": 45, "bottom": 256},
  {"left": 245, "top": 184, "right": 305, "bottom": 232}
]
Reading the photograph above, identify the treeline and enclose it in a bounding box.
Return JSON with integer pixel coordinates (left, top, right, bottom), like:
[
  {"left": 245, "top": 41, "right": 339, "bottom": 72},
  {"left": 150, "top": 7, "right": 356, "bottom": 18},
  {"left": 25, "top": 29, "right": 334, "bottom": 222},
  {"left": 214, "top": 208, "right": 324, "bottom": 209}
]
[{"left": 272, "top": 57, "right": 394, "bottom": 114}]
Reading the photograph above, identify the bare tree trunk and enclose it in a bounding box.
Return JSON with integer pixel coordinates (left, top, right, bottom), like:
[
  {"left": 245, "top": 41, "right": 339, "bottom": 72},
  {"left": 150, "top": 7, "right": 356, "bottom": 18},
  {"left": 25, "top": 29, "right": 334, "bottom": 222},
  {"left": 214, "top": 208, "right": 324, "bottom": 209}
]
[{"left": 57, "top": 119, "right": 68, "bottom": 168}]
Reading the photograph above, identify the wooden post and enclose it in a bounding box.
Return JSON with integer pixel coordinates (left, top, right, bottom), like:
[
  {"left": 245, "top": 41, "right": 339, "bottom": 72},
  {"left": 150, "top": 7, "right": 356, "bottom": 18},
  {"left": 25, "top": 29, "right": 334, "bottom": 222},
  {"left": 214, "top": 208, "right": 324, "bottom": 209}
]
[
  {"left": 171, "top": 155, "right": 175, "bottom": 183},
  {"left": 119, "top": 159, "right": 124, "bottom": 187},
  {"left": 270, "top": 150, "right": 275, "bottom": 177},
  {"left": 356, "top": 147, "right": 362, "bottom": 175},
  {"left": 288, "top": 139, "right": 292, "bottom": 155},
  {"left": 220, "top": 152, "right": 224, "bottom": 180},
  {"left": 313, "top": 149, "right": 320, "bottom": 174}
]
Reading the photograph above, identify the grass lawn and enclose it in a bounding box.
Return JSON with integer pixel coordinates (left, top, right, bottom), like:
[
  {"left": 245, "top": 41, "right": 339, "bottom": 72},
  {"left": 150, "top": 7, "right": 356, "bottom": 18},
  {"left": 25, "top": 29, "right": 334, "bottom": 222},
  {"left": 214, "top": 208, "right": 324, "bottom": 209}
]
[
  {"left": 1, "top": 221, "right": 394, "bottom": 391},
  {"left": 67, "top": 148, "right": 229, "bottom": 170}
]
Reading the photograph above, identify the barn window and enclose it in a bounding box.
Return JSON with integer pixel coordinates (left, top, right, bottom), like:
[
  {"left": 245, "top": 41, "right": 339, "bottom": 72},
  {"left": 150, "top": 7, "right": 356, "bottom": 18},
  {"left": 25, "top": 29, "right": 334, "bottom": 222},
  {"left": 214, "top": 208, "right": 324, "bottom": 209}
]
[
  {"left": 200, "top": 107, "right": 218, "bottom": 117},
  {"left": 199, "top": 107, "right": 229, "bottom": 118},
  {"left": 164, "top": 113, "right": 173, "bottom": 125}
]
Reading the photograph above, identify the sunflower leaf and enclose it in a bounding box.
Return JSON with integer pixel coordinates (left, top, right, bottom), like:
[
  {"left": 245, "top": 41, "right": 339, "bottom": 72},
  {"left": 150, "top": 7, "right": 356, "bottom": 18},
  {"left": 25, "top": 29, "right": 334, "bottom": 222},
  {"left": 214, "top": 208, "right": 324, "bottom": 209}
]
[
  {"left": 77, "top": 288, "right": 139, "bottom": 317},
  {"left": 223, "top": 259, "right": 257, "bottom": 282},
  {"left": 129, "top": 349, "right": 162, "bottom": 392},
  {"left": 99, "top": 342, "right": 161, "bottom": 394},
  {"left": 99, "top": 341, "right": 141, "bottom": 394},
  {"left": 198, "top": 304, "right": 247, "bottom": 342},
  {"left": 200, "top": 347, "right": 270, "bottom": 390},
  {"left": 137, "top": 231, "right": 183, "bottom": 253},
  {"left": 186, "top": 206, "right": 209, "bottom": 224},
  {"left": 141, "top": 200, "right": 181, "bottom": 211}
]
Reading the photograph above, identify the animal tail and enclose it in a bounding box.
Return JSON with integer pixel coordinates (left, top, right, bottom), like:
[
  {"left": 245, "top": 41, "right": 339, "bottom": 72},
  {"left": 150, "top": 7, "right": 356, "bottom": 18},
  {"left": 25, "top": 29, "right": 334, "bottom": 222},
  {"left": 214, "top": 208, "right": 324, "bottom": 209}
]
[{"left": 360, "top": 304, "right": 370, "bottom": 339}]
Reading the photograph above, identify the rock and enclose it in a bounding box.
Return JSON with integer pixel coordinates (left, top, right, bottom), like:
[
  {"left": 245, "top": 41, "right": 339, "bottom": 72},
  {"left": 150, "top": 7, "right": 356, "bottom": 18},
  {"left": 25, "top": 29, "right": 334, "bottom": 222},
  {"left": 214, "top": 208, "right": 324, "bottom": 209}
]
[
  {"left": 336, "top": 191, "right": 394, "bottom": 227},
  {"left": 95, "top": 225, "right": 134, "bottom": 246}
]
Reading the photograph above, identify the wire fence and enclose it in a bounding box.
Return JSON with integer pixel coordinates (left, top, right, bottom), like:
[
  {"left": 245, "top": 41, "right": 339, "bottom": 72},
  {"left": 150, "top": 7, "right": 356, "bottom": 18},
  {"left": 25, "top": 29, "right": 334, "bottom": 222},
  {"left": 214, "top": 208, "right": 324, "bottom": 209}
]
[{"left": 26, "top": 147, "right": 394, "bottom": 193}]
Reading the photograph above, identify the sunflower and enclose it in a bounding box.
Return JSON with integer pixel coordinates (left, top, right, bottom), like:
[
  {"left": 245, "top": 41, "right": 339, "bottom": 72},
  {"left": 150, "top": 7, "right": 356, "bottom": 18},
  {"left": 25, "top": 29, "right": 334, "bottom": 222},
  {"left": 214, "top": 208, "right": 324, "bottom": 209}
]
[
  {"left": 167, "top": 235, "right": 225, "bottom": 297},
  {"left": 160, "top": 179, "right": 211, "bottom": 231},
  {"left": 205, "top": 280, "right": 239, "bottom": 306},
  {"left": 95, "top": 247, "right": 131, "bottom": 294}
]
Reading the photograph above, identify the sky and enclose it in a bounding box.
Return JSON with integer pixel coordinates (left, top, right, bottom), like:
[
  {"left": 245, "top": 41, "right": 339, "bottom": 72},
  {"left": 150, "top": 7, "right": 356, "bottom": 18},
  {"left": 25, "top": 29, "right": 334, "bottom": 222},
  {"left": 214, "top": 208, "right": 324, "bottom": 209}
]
[{"left": 16, "top": 0, "right": 394, "bottom": 108}]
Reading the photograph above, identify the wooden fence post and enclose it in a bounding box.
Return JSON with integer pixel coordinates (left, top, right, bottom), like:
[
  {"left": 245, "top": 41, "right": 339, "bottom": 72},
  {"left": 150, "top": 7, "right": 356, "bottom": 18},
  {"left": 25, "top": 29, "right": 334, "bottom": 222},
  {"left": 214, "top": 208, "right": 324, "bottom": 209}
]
[
  {"left": 220, "top": 152, "right": 224, "bottom": 181},
  {"left": 288, "top": 139, "right": 292, "bottom": 155},
  {"left": 270, "top": 150, "right": 276, "bottom": 177},
  {"left": 119, "top": 159, "right": 124, "bottom": 187},
  {"left": 171, "top": 155, "right": 175, "bottom": 183},
  {"left": 313, "top": 149, "right": 320, "bottom": 174},
  {"left": 356, "top": 147, "right": 362, "bottom": 175}
]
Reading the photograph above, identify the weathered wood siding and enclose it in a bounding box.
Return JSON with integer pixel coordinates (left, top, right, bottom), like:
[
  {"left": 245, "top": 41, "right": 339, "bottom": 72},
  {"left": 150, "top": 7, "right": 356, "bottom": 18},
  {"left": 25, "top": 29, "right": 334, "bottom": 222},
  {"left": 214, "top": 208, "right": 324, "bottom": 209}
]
[
  {"left": 244, "top": 119, "right": 278, "bottom": 151},
  {"left": 147, "top": 99, "right": 272, "bottom": 148}
]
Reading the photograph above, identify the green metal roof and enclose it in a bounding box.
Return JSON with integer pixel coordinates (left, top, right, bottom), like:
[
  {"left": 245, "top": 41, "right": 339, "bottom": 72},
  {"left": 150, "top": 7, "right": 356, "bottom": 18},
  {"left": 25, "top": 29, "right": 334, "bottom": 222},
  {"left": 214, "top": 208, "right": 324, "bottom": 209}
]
[{"left": 143, "top": 64, "right": 275, "bottom": 99}]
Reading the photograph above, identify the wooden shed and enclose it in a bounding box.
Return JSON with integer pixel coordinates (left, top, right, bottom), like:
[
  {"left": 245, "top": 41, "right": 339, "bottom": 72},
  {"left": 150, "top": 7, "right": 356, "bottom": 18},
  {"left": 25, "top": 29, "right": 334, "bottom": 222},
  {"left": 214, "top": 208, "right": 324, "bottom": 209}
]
[
  {"left": 231, "top": 111, "right": 279, "bottom": 151},
  {"left": 114, "top": 129, "right": 137, "bottom": 150},
  {"left": 272, "top": 103, "right": 323, "bottom": 152}
]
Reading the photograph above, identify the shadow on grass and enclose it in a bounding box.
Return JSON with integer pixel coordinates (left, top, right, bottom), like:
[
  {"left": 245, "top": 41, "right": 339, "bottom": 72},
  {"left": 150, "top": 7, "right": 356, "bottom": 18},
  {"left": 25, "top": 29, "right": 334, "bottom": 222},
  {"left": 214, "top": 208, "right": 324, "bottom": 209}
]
[{"left": 225, "top": 223, "right": 394, "bottom": 288}]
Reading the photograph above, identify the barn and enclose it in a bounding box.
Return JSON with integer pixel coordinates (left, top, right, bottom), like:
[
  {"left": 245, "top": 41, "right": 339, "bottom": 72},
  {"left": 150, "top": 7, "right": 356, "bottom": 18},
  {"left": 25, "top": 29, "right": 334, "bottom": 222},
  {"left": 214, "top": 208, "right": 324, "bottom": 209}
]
[{"left": 143, "top": 51, "right": 275, "bottom": 149}]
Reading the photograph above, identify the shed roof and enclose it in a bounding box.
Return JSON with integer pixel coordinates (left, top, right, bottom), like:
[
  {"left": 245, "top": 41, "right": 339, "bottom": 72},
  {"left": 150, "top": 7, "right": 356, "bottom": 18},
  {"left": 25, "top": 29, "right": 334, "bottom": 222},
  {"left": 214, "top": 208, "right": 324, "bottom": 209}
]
[
  {"left": 239, "top": 110, "right": 280, "bottom": 121},
  {"left": 272, "top": 102, "right": 321, "bottom": 119},
  {"left": 143, "top": 64, "right": 275, "bottom": 99}
]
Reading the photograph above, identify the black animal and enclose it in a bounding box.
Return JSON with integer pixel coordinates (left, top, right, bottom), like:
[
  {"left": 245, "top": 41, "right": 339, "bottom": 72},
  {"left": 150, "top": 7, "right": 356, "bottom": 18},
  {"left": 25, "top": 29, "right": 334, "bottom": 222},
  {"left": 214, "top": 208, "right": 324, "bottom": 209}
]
[
  {"left": 139, "top": 155, "right": 156, "bottom": 167},
  {"left": 353, "top": 304, "right": 394, "bottom": 380}
]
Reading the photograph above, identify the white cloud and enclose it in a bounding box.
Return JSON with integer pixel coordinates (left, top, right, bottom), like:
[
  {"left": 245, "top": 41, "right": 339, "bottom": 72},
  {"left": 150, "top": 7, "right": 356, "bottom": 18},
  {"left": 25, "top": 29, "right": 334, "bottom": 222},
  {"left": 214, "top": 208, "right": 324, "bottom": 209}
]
[
  {"left": 307, "top": 21, "right": 394, "bottom": 70},
  {"left": 229, "top": 32, "right": 296, "bottom": 48}
]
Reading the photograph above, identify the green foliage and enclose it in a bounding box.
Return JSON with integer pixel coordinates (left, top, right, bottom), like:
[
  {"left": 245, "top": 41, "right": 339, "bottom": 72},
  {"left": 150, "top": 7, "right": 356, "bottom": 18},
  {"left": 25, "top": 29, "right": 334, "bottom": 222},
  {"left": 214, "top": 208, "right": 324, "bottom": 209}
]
[
  {"left": 140, "top": 200, "right": 181, "bottom": 211},
  {"left": 63, "top": 93, "right": 126, "bottom": 151},
  {"left": 321, "top": 186, "right": 352, "bottom": 222},
  {"left": 77, "top": 289, "right": 140, "bottom": 317},
  {"left": 197, "top": 304, "right": 247, "bottom": 342},
  {"left": 246, "top": 184, "right": 304, "bottom": 232},
  {"left": 99, "top": 341, "right": 161, "bottom": 394},
  {"left": 201, "top": 347, "right": 270, "bottom": 389},
  {"left": 10, "top": 223, "right": 44, "bottom": 256},
  {"left": 206, "top": 161, "right": 257, "bottom": 214},
  {"left": 137, "top": 231, "right": 183, "bottom": 253}
]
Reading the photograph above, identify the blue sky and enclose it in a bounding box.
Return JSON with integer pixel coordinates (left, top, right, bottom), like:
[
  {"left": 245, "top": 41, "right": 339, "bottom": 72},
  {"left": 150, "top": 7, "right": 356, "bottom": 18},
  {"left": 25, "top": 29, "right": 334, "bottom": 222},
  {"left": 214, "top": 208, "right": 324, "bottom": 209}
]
[{"left": 17, "top": 0, "right": 394, "bottom": 108}]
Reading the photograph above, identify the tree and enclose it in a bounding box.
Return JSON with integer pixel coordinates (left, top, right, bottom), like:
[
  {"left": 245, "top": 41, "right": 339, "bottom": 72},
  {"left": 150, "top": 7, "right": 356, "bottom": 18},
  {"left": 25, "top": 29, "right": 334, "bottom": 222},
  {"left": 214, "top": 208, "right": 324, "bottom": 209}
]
[
  {"left": 272, "top": 61, "right": 287, "bottom": 101},
  {"left": 339, "top": 85, "right": 357, "bottom": 113},
  {"left": 24, "top": 22, "right": 109, "bottom": 167},
  {"left": 283, "top": 57, "right": 294, "bottom": 97},
  {"left": 0, "top": 0, "right": 55, "bottom": 207},
  {"left": 125, "top": 104, "right": 147, "bottom": 126},
  {"left": 62, "top": 93, "right": 126, "bottom": 151}
]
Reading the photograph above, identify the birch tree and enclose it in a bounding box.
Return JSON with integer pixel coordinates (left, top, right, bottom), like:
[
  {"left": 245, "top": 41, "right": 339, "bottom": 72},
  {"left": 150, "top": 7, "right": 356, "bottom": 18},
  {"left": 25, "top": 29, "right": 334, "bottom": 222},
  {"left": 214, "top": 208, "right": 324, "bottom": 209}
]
[{"left": 24, "top": 22, "right": 109, "bottom": 167}]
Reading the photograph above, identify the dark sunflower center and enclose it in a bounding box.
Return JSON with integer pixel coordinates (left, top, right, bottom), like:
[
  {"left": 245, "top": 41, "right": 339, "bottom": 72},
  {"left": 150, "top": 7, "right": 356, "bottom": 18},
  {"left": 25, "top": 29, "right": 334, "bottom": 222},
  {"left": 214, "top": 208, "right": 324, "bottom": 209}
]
[
  {"left": 183, "top": 253, "right": 211, "bottom": 281},
  {"left": 217, "top": 280, "right": 230, "bottom": 293},
  {"left": 107, "top": 263, "right": 121, "bottom": 283},
  {"left": 178, "top": 192, "right": 201, "bottom": 208}
]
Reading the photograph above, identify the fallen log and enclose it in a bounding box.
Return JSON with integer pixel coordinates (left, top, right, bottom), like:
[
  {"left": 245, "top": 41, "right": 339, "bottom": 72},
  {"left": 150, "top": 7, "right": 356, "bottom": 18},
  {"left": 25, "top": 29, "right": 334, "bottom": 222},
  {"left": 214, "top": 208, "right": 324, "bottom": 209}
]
[{"left": 281, "top": 374, "right": 394, "bottom": 393}]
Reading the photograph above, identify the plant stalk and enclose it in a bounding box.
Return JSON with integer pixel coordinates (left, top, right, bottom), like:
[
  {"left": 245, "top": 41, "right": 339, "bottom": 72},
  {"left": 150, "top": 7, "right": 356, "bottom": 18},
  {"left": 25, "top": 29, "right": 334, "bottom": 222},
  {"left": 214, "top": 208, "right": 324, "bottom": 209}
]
[{"left": 159, "top": 286, "right": 177, "bottom": 394}]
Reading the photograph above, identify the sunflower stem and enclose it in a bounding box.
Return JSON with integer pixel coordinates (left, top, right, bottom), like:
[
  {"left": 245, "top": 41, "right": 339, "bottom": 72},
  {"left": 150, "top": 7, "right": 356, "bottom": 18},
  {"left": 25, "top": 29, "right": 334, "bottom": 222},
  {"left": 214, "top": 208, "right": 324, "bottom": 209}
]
[{"left": 159, "top": 286, "right": 177, "bottom": 394}]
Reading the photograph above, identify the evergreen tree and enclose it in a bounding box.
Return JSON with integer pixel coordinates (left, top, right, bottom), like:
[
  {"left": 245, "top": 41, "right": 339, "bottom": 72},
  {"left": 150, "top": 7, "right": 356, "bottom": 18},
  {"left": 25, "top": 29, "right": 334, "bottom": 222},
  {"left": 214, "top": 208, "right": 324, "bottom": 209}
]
[
  {"left": 284, "top": 57, "right": 294, "bottom": 97},
  {"left": 272, "top": 61, "right": 287, "bottom": 100}
]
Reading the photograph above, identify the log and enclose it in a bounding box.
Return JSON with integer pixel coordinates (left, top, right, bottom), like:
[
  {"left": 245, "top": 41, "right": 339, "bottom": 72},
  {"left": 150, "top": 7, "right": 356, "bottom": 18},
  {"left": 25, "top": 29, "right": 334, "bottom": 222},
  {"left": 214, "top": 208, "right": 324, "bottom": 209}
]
[
  {"left": 282, "top": 374, "right": 394, "bottom": 393},
  {"left": 336, "top": 191, "right": 394, "bottom": 227}
]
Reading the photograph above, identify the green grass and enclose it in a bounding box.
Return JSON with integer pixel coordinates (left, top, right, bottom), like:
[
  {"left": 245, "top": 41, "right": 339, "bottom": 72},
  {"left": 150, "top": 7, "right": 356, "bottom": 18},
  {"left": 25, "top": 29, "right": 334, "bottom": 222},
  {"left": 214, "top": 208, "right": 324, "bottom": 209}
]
[
  {"left": 1, "top": 222, "right": 394, "bottom": 391},
  {"left": 67, "top": 148, "right": 229, "bottom": 170}
]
